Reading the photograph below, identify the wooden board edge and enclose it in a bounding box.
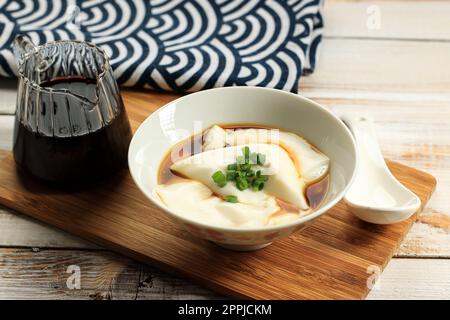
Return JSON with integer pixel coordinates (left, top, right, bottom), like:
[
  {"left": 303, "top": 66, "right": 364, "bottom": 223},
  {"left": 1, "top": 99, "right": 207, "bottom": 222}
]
[{"left": 0, "top": 153, "right": 438, "bottom": 300}]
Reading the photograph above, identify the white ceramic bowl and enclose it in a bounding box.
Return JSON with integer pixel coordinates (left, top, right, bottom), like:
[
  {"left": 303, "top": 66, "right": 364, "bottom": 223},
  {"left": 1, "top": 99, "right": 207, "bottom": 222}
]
[{"left": 128, "top": 87, "right": 357, "bottom": 251}]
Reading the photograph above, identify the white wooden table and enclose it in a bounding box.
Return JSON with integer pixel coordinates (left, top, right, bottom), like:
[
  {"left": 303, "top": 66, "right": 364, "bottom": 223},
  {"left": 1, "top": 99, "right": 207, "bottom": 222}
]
[{"left": 0, "top": 0, "right": 449, "bottom": 299}]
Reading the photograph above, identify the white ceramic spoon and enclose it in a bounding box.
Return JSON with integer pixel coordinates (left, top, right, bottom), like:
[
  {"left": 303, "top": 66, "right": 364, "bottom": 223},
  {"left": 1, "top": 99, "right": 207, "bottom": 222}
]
[{"left": 341, "top": 115, "right": 421, "bottom": 224}]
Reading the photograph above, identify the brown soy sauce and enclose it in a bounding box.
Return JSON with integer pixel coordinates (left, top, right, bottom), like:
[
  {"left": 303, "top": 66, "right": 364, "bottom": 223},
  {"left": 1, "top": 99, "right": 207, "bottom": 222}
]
[
  {"left": 157, "top": 125, "right": 330, "bottom": 212},
  {"left": 13, "top": 77, "right": 132, "bottom": 184}
]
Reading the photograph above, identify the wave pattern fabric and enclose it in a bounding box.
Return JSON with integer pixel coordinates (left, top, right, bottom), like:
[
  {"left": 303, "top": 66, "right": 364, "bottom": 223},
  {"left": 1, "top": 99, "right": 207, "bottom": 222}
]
[{"left": 0, "top": 0, "right": 324, "bottom": 93}]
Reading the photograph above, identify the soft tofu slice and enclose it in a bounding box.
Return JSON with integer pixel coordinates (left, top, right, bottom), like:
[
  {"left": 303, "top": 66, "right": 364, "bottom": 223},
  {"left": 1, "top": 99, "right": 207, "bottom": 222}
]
[
  {"left": 275, "top": 131, "right": 330, "bottom": 183},
  {"left": 154, "top": 180, "right": 279, "bottom": 228},
  {"left": 202, "top": 125, "right": 227, "bottom": 151},
  {"left": 202, "top": 126, "right": 330, "bottom": 183},
  {"left": 171, "top": 143, "right": 309, "bottom": 209}
]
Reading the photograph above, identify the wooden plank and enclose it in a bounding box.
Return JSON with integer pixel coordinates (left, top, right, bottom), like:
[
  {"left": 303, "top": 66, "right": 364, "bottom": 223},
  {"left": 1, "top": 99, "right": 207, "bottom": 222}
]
[
  {"left": 0, "top": 248, "right": 216, "bottom": 300},
  {"left": 1, "top": 17, "right": 449, "bottom": 297},
  {"left": 0, "top": 206, "right": 98, "bottom": 249},
  {"left": 0, "top": 0, "right": 450, "bottom": 298},
  {"left": 324, "top": 0, "right": 450, "bottom": 41},
  {"left": 301, "top": 39, "right": 450, "bottom": 94},
  {"left": 1, "top": 202, "right": 446, "bottom": 257},
  {"left": 0, "top": 143, "right": 436, "bottom": 299},
  {"left": 1, "top": 248, "right": 448, "bottom": 300},
  {"left": 399, "top": 214, "right": 450, "bottom": 258},
  {"left": 0, "top": 91, "right": 448, "bottom": 257},
  {"left": 367, "top": 258, "right": 450, "bottom": 300}
]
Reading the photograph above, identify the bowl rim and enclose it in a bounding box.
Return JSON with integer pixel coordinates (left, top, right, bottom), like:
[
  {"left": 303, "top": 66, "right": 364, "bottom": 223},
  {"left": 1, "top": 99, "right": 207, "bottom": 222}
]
[{"left": 128, "top": 86, "right": 358, "bottom": 233}]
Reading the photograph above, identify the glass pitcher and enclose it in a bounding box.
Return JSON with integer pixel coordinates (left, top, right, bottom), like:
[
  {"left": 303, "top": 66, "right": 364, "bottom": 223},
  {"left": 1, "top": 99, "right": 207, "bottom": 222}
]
[{"left": 12, "top": 36, "right": 133, "bottom": 183}]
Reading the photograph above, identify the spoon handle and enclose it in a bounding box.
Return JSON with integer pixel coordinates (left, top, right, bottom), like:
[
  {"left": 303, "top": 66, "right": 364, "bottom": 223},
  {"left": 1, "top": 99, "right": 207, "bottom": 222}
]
[{"left": 341, "top": 115, "right": 387, "bottom": 170}]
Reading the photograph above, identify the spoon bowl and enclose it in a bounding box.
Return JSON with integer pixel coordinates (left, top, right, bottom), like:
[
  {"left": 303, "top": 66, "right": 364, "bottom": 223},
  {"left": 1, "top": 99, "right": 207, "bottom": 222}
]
[{"left": 342, "top": 116, "right": 421, "bottom": 224}]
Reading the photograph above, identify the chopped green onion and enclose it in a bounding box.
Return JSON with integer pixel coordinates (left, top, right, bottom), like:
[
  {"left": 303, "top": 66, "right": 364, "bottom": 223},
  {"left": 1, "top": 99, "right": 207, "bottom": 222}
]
[
  {"left": 212, "top": 147, "right": 269, "bottom": 192},
  {"left": 257, "top": 153, "right": 266, "bottom": 165},
  {"left": 226, "top": 170, "right": 237, "bottom": 181},
  {"left": 224, "top": 195, "right": 238, "bottom": 203},
  {"left": 246, "top": 169, "right": 255, "bottom": 177},
  {"left": 236, "top": 177, "right": 249, "bottom": 191},
  {"left": 252, "top": 180, "right": 265, "bottom": 191},
  {"left": 242, "top": 146, "right": 250, "bottom": 163},
  {"left": 212, "top": 170, "right": 227, "bottom": 187}
]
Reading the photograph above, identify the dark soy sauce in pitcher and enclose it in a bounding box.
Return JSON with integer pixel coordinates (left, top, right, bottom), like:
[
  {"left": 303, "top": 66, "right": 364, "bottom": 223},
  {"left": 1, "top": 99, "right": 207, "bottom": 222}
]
[
  {"left": 13, "top": 37, "right": 132, "bottom": 184},
  {"left": 13, "top": 77, "right": 132, "bottom": 183}
]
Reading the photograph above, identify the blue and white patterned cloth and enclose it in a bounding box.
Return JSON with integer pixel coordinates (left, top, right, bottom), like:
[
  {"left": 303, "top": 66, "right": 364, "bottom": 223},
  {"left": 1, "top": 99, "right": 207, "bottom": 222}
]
[{"left": 0, "top": 0, "right": 324, "bottom": 93}]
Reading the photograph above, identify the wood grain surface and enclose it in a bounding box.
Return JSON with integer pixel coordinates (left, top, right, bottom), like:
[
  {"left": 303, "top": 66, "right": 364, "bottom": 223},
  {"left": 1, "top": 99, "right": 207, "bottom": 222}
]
[{"left": 0, "top": 90, "right": 437, "bottom": 299}]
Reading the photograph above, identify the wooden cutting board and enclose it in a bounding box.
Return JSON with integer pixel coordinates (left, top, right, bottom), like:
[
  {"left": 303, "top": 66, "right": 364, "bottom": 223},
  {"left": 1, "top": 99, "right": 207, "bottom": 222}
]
[{"left": 0, "top": 90, "right": 436, "bottom": 300}]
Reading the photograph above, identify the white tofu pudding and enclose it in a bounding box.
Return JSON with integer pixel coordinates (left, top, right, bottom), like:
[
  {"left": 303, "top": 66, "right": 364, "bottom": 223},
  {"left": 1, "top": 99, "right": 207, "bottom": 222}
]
[{"left": 154, "top": 125, "right": 330, "bottom": 229}]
